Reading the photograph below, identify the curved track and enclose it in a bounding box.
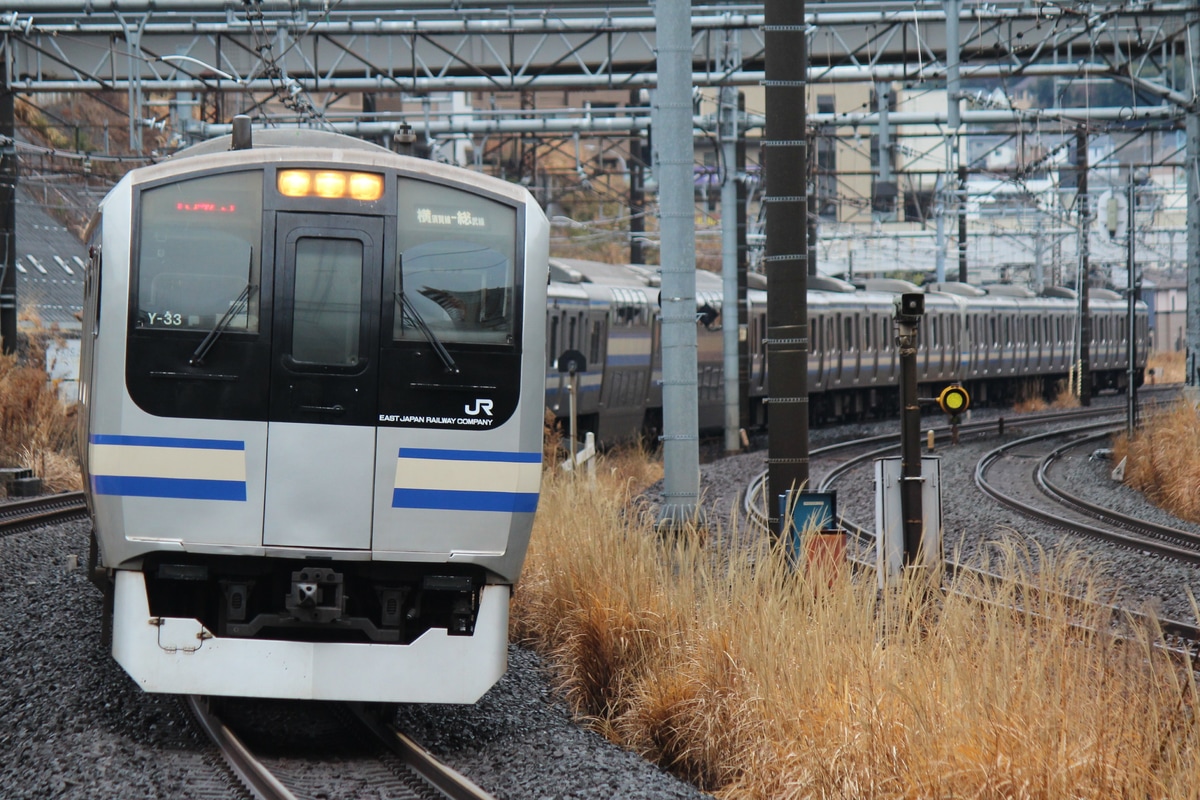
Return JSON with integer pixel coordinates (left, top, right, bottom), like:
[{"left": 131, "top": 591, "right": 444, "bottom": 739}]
[
  {"left": 743, "top": 398, "right": 1200, "bottom": 656},
  {"left": 976, "top": 424, "right": 1200, "bottom": 564}
]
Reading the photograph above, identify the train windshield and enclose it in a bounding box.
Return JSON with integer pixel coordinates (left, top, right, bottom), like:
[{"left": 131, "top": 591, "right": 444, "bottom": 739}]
[
  {"left": 394, "top": 180, "right": 517, "bottom": 346},
  {"left": 135, "top": 171, "right": 263, "bottom": 332}
]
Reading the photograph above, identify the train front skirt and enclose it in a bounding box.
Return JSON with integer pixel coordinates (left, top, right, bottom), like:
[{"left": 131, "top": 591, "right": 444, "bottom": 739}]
[{"left": 111, "top": 570, "right": 510, "bottom": 702}]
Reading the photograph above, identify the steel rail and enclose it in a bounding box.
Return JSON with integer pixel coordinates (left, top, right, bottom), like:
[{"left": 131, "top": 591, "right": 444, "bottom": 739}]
[
  {"left": 185, "top": 696, "right": 299, "bottom": 800},
  {"left": 976, "top": 423, "right": 1200, "bottom": 564},
  {"left": 742, "top": 402, "right": 1150, "bottom": 534},
  {"left": 347, "top": 704, "right": 497, "bottom": 800},
  {"left": 0, "top": 490, "right": 88, "bottom": 536}
]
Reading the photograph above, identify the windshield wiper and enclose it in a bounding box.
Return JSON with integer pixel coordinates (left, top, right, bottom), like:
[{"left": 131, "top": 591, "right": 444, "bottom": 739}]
[
  {"left": 396, "top": 291, "right": 460, "bottom": 374},
  {"left": 190, "top": 281, "right": 256, "bottom": 366}
]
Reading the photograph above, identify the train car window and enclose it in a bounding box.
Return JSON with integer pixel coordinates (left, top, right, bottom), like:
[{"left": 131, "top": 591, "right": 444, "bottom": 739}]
[
  {"left": 135, "top": 171, "right": 263, "bottom": 332},
  {"left": 864, "top": 316, "right": 872, "bottom": 350},
  {"left": 569, "top": 315, "right": 578, "bottom": 350},
  {"left": 843, "top": 316, "right": 853, "bottom": 350},
  {"left": 395, "top": 180, "right": 517, "bottom": 345},
  {"left": 549, "top": 315, "right": 559, "bottom": 366},
  {"left": 590, "top": 319, "right": 603, "bottom": 364},
  {"left": 291, "top": 237, "right": 363, "bottom": 365}
]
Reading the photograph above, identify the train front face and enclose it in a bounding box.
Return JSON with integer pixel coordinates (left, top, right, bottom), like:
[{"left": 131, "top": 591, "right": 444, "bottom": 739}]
[{"left": 82, "top": 141, "right": 549, "bottom": 703}]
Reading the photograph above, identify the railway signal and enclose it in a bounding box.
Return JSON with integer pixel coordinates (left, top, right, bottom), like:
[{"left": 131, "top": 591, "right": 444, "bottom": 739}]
[{"left": 936, "top": 385, "right": 970, "bottom": 416}]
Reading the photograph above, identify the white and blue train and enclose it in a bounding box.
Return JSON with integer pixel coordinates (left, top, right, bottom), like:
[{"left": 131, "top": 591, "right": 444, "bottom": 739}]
[
  {"left": 79, "top": 124, "right": 549, "bottom": 703},
  {"left": 543, "top": 260, "right": 1148, "bottom": 442}
]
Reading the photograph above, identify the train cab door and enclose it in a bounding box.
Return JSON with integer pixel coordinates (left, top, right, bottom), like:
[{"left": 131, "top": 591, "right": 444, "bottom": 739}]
[{"left": 263, "top": 213, "right": 385, "bottom": 550}]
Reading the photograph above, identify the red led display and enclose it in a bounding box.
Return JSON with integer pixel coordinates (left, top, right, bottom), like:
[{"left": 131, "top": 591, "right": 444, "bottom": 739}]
[{"left": 176, "top": 201, "right": 238, "bottom": 213}]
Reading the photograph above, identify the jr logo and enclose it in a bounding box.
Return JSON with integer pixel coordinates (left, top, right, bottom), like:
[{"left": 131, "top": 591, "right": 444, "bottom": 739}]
[{"left": 464, "top": 398, "right": 494, "bottom": 417}]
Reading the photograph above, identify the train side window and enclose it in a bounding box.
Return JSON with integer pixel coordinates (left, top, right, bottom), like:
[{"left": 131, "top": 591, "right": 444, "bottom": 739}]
[
  {"left": 549, "top": 315, "right": 559, "bottom": 366},
  {"left": 134, "top": 170, "right": 263, "bottom": 332},
  {"left": 844, "top": 316, "right": 853, "bottom": 350},
  {"left": 590, "top": 319, "right": 603, "bottom": 364},
  {"left": 395, "top": 179, "right": 517, "bottom": 346},
  {"left": 569, "top": 315, "right": 577, "bottom": 350}
]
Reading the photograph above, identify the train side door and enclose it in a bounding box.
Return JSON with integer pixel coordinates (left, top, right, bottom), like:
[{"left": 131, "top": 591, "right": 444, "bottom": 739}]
[{"left": 263, "top": 213, "right": 384, "bottom": 550}]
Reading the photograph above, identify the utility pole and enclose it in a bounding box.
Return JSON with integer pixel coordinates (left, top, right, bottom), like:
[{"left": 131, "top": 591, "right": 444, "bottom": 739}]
[
  {"left": 0, "top": 57, "right": 16, "bottom": 355},
  {"left": 764, "top": 0, "right": 809, "bottom": 535},
  {"left": 654, "top": 0, "right": 702, "bottom": 531},
  {"left": 1076, "top": 125, "right": 1092, "bottom": 405}
]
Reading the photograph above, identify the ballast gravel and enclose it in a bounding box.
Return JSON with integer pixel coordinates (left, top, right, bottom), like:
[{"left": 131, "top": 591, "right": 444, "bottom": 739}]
[
  {"left": 5, "top": 394, "right": 1199, "bottom": 798},
  {"left": 0, "top": 520, "right": 707, "bottom": 799}
]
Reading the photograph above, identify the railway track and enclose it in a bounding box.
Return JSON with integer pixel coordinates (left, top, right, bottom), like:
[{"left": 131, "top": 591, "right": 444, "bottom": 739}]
[
  {"left": 977, "top": 424, "right": 1200, "bottom": 564},
  {"left": 0, "top": 490, "right": 87, "bottom": 536},
  {"left": 187, "top": 695, "right": 495, "bottom": 800},
  {"left": 743, "top": 398, "right": 1200, "bottom": 654},
  {"left": 742, "top": 403, "right": 1147, "bottom": 538}
]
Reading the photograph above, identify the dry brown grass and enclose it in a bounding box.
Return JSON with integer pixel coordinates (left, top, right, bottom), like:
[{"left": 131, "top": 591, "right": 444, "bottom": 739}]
[
  {"left": 1113, "top": 393, "right": 1200, "bottom": 523},
  {"left": 1011, "top": 379, "right": 1079, "bottom": 414},
  {"left": 0, "top": 315, "right": 82, "bottom": 494},
  {"left": 1147, "top": 351, "right": 1185, "bottom": 385},
  {"left": 514, "top": 461, "right": 1200, "bottom": 798}
]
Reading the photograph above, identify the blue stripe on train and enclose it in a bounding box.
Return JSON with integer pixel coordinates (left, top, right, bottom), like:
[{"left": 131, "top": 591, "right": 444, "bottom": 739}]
[
  {"left": 397, "top": 448, "right": 541, "bottom": 463},
  {"left": 89, "top": 434, "right": 245, "bottom": 451},
  {"left": 91, "top": 475, "right": 247, "bottom": 501},
  {"left": 392, "top": 488, "right": 539, "bottom": 513}
]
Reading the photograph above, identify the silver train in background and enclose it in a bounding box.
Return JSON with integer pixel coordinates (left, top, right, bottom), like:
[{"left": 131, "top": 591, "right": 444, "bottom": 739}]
[
  {"left": 79, "top": 125, "right": 549, "bottom": 703},
  {"left": 543, "top": 258, "right": 1148, "bottom": 443}
]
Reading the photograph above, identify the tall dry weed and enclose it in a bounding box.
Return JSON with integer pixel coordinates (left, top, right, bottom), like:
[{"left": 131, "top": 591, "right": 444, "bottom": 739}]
[
  {"left": 0, "top": 316, "right": 81, "bottom": 493},
  {"left": 1113, "top": 393, "right": 1200, "bottom": 522},
  {"left": 1147, "top": 350, "right": 1185, "bottom": 384},
  {"left": 515, "top": 457, "right": 1200, "bottom": 798}
]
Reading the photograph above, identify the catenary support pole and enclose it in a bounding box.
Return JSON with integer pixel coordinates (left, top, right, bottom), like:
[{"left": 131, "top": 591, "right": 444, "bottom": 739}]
[
  {"left": 721, "top": 32, "right": 741, "bottom": 455},
  {"left": 629, "top": 89, "right": 647, "bottom": 265},
  {"left": 1187, "top": 4, "right": 1200, "bottom": 388},
  {"left": 1076, "top": 125, "right": 1092, "bottom": 405},
  {"left": 654, "top": 0, "right": 703, "bottom": 531},
  {"left": 764, "top": 0, "right": 809, "bottom": 535},
  {"left": 0, "top": 57, "right": 16, "bottom": 355},
  {"left": 1127, "top": 169, "right": 1138, "bottom": 437},
  {"left": 737, "top": 93, "right": 751, "bottom": 435}
]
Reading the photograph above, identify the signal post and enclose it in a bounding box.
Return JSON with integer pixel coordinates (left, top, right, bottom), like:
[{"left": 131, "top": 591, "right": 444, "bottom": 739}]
[{"left": 876, "top": 293, "right": 970, "bottom": 587}]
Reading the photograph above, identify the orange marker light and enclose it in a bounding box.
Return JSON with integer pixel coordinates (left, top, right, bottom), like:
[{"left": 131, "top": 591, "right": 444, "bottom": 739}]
[
  {"left": 313, "top": 171, "right": 347, "bottom": 198},
  {"left": 348, "top": 172, "right": 383, "bottom": 201},
  {"left": 277, "top": 169, "right": 311, "bottom": 197}
]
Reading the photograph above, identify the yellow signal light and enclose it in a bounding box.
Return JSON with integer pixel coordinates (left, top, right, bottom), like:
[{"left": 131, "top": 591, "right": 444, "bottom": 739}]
[{"left": 938, "top": 385, "right": 970, "bottom": 415}]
